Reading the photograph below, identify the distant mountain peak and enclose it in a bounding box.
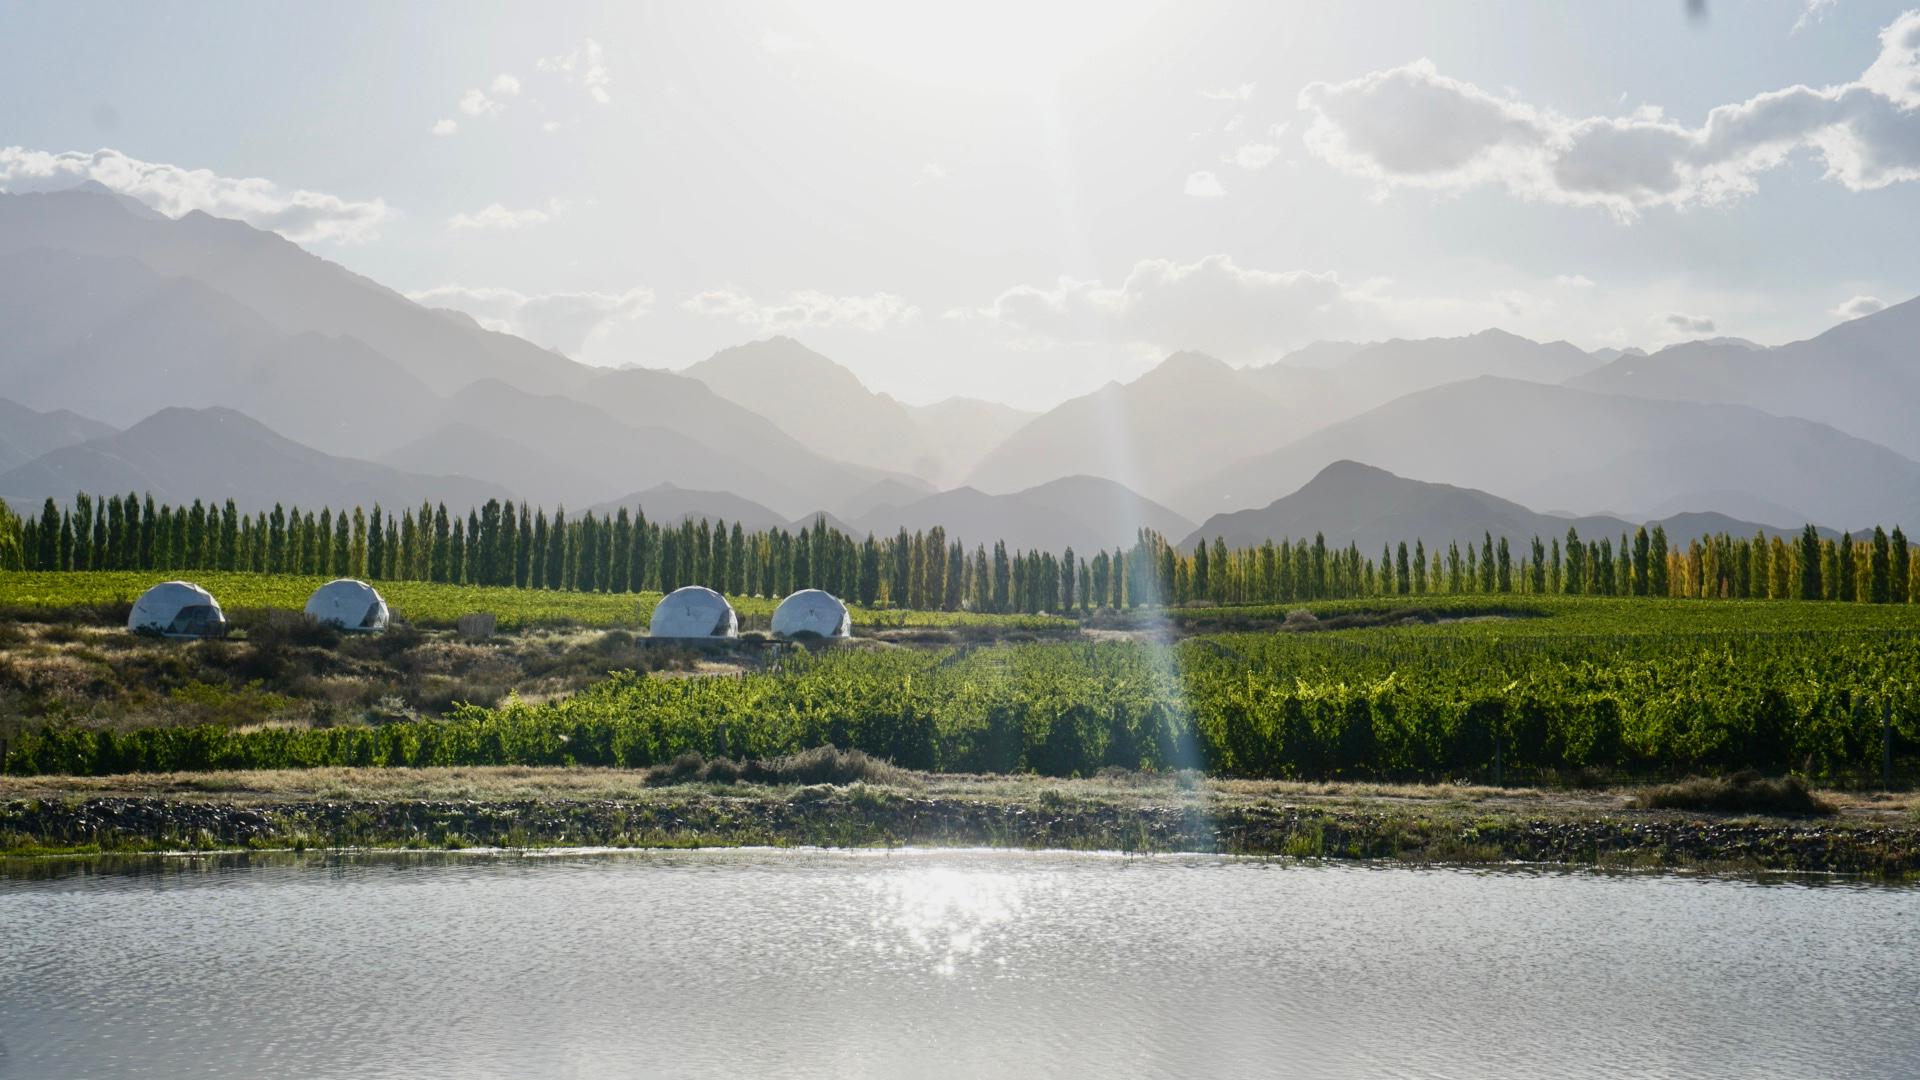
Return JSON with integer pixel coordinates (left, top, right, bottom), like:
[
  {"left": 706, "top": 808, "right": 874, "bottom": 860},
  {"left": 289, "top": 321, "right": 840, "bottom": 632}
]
[
  {"left": 1140, "top": 350, "right": 1236, "bottom": 383},
  {"left": 700, "top": 335, "right": 838, "bottom": 368},
  {"left": 13, "top": 181, "right": 168, "bottom": 222},
  {"left": 1307, "top": 458, "right": 1395, "bottom": 483},
  {"left": 1693, "top": 336, "right": 1766, "bottom": 351}
]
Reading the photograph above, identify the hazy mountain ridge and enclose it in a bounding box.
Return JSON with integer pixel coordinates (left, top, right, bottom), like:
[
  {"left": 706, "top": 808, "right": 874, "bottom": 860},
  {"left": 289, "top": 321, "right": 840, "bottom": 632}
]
[
  {"left": 378, "top": 423, "right": 604, "bottom": 510},
  {"left": 0, "top": 188, "right": 588, "bottom": 397},
  {"left": 681, "top": 337, "right": 1034, "bottom": 486},
  {"left": 586, "top": 483, "right": 792, "bottom": 533},
  {"left": 851, "top": 475, "right": 1196, "bottom": 555},
  {"left": 966, "top": 351, "right": 1297, "bottom": 504},
  {"left": 684, "top": 337, "right": 939, "bottom": 480},
  {"left": 1179, "top": 376, "right": 1920, "bottom": 529},
  {"left": 0, "top": 189, "right": 919, "bottom": 515},
  {"left": 0, "top": 245, "right": 446, "bottom": 456},
  {"left": 6, "top": 185, "right": 1918, "bottom": 543},
  {"left": 0, "top": 406, "right": 508, "bottom": 512},
  {"left": 901, "top": 396, "right": 1038, "bottom": 484},
  {"left": 1183, "top": 460, "right": 1829, "bottom": 554},
  {"left": 1570, "top": 295, "right": 1920, "bottom": 459},
  {"left": 965, "top": 330, "right": 1606, "bottom": 506},
  {"left": 1245, "top": 327, "right": 1602, "bottom": 422},
  {"left": 0, "top": 398, "right": 116, "bottom": 473}
]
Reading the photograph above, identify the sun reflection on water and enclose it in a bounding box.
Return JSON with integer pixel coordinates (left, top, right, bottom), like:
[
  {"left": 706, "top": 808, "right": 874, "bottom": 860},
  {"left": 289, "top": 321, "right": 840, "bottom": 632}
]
[{"left": 861, "top": 865, "right": 1038, "bottom": 977}]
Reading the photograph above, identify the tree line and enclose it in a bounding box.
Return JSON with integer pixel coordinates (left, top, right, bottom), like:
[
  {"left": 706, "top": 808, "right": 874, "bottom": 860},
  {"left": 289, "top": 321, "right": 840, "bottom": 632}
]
[{"left": 4, "top": 493, "right": 1916, "bottom": 610}]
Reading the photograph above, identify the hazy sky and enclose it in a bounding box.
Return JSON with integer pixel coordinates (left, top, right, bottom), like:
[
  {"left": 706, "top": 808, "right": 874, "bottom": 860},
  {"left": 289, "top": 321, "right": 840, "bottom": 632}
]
[{"left": 3, "top": 0, "right": 1919, "bottom": 408}]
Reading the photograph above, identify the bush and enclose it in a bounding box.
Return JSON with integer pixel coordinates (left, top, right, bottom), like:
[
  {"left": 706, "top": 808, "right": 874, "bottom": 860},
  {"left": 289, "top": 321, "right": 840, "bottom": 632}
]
[
  {"left": 1636, "top": 771, "right": 1835, "bottom": 817},
  {"left": 643, "top": 747, "right": 915, "bottom": 788}
]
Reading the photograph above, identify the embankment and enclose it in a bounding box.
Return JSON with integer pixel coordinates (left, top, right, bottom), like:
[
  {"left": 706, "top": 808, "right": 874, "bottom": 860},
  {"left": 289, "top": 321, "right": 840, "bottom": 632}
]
[{"left": 4, "top": 770, "right": 1915, "bottom": 877}]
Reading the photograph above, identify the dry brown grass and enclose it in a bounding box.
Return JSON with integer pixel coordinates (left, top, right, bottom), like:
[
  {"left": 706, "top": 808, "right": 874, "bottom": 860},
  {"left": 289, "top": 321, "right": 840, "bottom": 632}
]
[
  {"left": 4, "top": 766, "right": 1911, "bottom": 827},
  {"left": 1635, "top": 771, "right": 1837, "bottom": 817},
  {"left": 0, "top": 621, "right": 725, "bottom": 734},
  {"left": 640, "top": 747, "right": 920, "bottom": 788}
]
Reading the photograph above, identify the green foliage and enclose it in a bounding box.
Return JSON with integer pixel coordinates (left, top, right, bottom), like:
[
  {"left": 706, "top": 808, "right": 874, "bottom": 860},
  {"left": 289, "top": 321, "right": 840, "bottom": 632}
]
[
  {"left": 0, "top": 571, "right": 1072, "bottom": 632},
  {"left": 9, "top": 597, "right": 1917, "bottom": 782},
  {"left": 0, "top": 498, "right": 23, "bottom": 572}
]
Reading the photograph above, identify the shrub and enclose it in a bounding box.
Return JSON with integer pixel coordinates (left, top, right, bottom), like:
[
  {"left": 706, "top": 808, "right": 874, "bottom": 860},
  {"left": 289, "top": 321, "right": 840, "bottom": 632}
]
[{"left": 1636, "top": 771, "right": 1835, "bottom": 817}]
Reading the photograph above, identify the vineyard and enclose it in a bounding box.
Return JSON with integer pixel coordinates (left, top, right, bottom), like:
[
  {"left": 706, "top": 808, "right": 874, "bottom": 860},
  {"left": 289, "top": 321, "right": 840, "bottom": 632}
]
[
  {"left": 7, "top": 594, "right": 1917, "bottom": 782},
  {"left": 0, "top": 571, "right": 1075, "bottom": 633}
]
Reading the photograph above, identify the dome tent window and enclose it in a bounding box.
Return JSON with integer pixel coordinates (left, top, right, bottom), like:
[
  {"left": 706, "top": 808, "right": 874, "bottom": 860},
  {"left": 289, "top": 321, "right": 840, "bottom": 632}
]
[
  {"left": 771, "top": 589, "right": 852, "bottom": 639},
  {"left": 649, "top": 586, "right": 740, "bottom": 639},
  {"left": 304, "top": 579, "right": 391, "bottom": 632},
  {"left": 127, "top": 581, "right": 228, "bottom": 639}
]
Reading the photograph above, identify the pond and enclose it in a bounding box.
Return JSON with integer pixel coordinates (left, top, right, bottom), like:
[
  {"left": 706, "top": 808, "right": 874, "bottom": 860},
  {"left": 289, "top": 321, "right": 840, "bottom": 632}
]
[{"left": 2, "top": 849, "right": 1916, "bottom": 1078}]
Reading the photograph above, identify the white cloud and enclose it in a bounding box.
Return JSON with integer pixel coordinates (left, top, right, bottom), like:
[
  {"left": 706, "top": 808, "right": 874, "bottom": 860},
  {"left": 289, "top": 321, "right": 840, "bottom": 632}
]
[
  {"left": 407, "top": 284, "right": 653, "bottom": 355},
  {"left": 1833, "top": 294, "right": 1888, "bottom": 318},
  {"left": 446, "top": 199, "right": 566, "bottom": 231},
  {"left": 915, "top": 162, "right": 949, "bottom": 185},
  {"left": 681, "top": 287, "right": 918, "bottom": 332},
  {"left": 538, "top": 39, "right": 611, "bottom": 104},
  {"left": 1184, "top": 170, "right": 1226, "bottom": 198},
  {"left": 1554, "top": 274, "right": 1596, "bottom": 288},
  {"left": 1665, "top": 312, "right": 1716, "bottom": 334},
  {"left": 1201, "top": 82, "right": 1256, "bottom": 102},
  {"left": 1224, "top": 143, "right": 1281, "bottom": 170},
  {"left": 449, "top": 75, "right": 519, "bottom": 128},
  {"left": 430, "top": 118, "right": 458, "bottom": 136},
  {"left": 458, "top": 88, "right": 502, "bottom": 117},
  {"left": 1297, "top": 11, "right": 1920, "bottom": 219},
  {"left": 978, "top": 254, "right": 1360, "bottom": 358},
  {"left": 1796, "top": 0, "right": 1839, "bottom": 33},
  {"left": 542, "top": 120, "right": 562, "bottom": 134},
  {"left": 0, "top": 146, "right": 392, "bottom": 243}
]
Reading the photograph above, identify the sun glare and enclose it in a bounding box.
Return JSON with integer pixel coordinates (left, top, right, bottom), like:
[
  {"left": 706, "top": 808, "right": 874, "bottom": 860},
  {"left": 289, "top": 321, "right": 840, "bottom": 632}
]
[{"left": 774, "top": 0, "right": 1169, "bottom": 92}]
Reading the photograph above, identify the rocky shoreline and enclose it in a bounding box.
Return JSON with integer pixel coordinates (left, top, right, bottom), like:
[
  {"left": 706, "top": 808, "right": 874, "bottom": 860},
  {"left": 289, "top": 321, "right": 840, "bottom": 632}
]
[{"left": 6, "top": 787, "right": 1917, "bottom": 877}]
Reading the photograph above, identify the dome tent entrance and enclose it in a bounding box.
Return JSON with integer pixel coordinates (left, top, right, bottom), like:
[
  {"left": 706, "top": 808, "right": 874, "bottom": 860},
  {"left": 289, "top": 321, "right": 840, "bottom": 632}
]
[
  {"left": 771, "top": 589, "right": 852, "bottom": 639},
  {"left": 649, "top": 586, "right": 739, "bottom": 639},
  {"left": 127, "top": 581, "right": 227, "bottom": 639},
  {"left": 304, "top": 579, "right": 390, "bottom": 632}
]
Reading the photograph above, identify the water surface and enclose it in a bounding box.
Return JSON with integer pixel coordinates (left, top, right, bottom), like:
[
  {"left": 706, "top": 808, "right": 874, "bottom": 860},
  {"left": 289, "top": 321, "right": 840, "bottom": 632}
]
[{"left": 2, "top": 849, "right": 1915, "bottom": 1079}]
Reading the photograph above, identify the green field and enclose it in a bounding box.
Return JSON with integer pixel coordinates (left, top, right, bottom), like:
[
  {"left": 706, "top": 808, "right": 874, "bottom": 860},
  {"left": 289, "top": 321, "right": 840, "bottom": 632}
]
[
  {"left": 7, "top": 590, "right": 1916, "bottom": 783},
  {"left": 0, "top": 571, "right": 1076, "bottom": 632}
]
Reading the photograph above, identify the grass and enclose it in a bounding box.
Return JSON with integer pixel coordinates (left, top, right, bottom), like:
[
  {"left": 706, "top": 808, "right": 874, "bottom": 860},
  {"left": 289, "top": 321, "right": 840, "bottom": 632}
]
[
  {"left": 1092, "top": 593, "right": 1920, "bottom": 637},
  {"left": 4, "top": 766, "right": 1914, "bottom": 875},
  {"left": 0, "top": 618, "right": 714, "bottom": 738},
  {"left": 6, "top": 765, "right": 1911, "bottom": 819},
  {"left": 641, "top": 747, "right": 920, "bottom": 788},
  {"left": 8, "top": 585, "right": 1920, "bottom": 786},
  {"left": 1637, "top": 771, "right": 1837, "bottom": 817},
  {"left": 0, "top": 570, "right": 1077, "bottom": 632}
]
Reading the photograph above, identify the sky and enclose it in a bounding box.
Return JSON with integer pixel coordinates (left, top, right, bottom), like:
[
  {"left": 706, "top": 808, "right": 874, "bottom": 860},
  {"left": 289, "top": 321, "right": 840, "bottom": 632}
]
[{"left": 2, "top": 0, "right": 1919, "bottom": 409}]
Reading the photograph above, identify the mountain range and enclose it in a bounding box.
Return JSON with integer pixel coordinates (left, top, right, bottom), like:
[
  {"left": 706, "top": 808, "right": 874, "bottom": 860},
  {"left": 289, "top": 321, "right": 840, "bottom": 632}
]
[
  {"left": 0, "top": 396, "right": 114, "bottom": 473},
  {"left": 2, "top": 182, "right": 1917, "bottom": 551},
  {"left": 1570, "top": 299, "right": 1920, "bottom": 460},
  {"left": 0, "top": 406, "right": 505, "bottom": 511},
  {"left": 575, "top": 475, "right": 1192, "bottom": 554},
  {"left": 681, "top": 337, "right": 1031, "bottom": 487},
  {"left": 1184, "top": 460, "right": 1832, "bottom": 554},
  {"left": 966, "top": 350, "right": 1297, "bottom": 502},
  {"left": 1177, "top": 375, "right": 1920, "bottom": 529}
]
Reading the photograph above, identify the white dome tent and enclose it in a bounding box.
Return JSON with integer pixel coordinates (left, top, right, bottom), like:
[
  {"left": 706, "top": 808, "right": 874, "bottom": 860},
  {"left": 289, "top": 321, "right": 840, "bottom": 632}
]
[
  {"left": 304, "top": 579, "right": 390, "bottom": 632},
  {"left": 127, "top": 581, "right": 227, "bottom": 639},
  {"left": 649, "top": 586, "right": 740, "bottom": 639},
  {"left": 771, "top": 589, "right": 852, "bottom": 639}
]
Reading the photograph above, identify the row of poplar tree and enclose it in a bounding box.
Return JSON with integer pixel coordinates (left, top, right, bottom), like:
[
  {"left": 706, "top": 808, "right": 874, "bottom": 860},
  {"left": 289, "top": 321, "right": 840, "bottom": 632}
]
[{"left": 7, "top": 492, "right": 1918, "bottom": 610}]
